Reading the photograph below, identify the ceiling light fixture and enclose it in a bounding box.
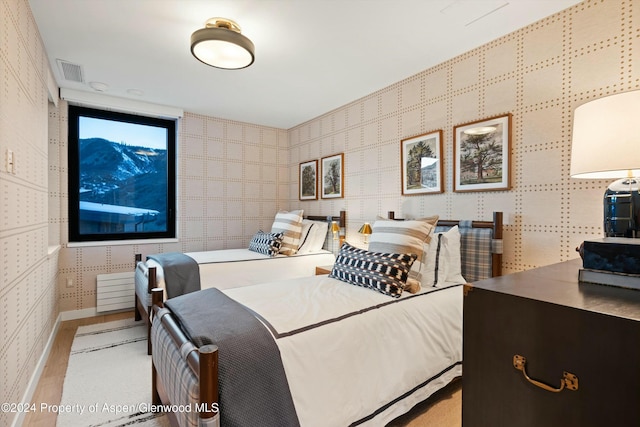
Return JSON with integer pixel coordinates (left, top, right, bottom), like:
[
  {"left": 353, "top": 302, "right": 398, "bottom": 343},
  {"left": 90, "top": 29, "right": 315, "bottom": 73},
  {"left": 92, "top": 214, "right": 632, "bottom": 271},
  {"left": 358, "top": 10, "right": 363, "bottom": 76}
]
[{"left": 190, "top": 18, "right": 255, "bottom": 70}]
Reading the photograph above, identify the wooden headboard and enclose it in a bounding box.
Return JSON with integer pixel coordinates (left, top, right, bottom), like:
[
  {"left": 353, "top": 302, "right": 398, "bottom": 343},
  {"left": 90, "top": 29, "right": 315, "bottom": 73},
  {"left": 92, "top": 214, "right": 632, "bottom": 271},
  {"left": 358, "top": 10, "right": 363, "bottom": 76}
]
[
  {"left": 387, "top": 211, "right": 503, "bottom": 279},
  {"left": 306, "top": 210, "right": 346, "bottom": 228}
]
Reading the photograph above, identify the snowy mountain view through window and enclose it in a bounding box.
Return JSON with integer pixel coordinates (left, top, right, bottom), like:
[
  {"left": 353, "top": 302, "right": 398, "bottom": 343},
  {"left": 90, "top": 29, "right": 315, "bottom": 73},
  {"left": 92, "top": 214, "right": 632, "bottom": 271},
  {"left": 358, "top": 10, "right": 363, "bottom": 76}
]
[{"left": 68, "top": 105, "right": 176, "bottom": 242}]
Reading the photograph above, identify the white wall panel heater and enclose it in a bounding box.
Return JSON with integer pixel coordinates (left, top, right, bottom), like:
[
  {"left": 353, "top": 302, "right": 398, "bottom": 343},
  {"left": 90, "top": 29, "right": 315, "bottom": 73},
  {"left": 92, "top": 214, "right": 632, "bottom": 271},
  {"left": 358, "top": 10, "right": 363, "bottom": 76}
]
[{"left": 96, "top": 271, "right": 135, "bottom": 312}]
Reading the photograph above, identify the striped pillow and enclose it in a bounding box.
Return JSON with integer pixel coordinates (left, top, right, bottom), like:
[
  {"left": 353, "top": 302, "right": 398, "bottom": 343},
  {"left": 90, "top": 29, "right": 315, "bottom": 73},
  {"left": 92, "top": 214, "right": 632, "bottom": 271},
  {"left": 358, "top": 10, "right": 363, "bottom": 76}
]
[
  {"left": 329, "top": 242, "right": 417, "bottom": 298},
  {"left": 248, "top": 231, "right": 283, "bottom": 257},
  {"left": 368, "top": 216, "right": 437, "bottom": 281},
  {"left": 271, "top": 210, "right": 304, "bottom": 255}
]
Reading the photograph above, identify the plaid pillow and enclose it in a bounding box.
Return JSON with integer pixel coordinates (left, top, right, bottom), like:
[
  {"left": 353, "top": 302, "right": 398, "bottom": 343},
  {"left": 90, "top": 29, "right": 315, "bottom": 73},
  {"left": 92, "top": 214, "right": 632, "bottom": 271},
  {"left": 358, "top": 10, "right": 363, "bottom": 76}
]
[
  {"left": 248, "top": 231, "right": 284, "bottom": 257},
  {"left": 329, "top": 242, "right": 417, "bottom": 298}
]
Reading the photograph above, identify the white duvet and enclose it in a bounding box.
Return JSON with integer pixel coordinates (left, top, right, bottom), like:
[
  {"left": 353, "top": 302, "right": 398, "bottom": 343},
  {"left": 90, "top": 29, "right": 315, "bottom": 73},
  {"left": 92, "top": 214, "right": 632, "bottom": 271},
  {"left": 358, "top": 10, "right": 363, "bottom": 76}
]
[
  {"left": 224, "top": 275, "right": 463, "bottom": 426},
  {"left": 142, "top": 249, "right": 336, "bottom": 296}
]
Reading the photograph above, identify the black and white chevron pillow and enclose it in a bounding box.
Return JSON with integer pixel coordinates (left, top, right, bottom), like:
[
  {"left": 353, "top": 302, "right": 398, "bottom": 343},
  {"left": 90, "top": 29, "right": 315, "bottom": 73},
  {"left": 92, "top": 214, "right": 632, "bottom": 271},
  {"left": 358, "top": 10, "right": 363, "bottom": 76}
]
[
  {"left": 248, "top": 231, "right": 284, "bottom": 257},
  {"left": 329, "top": 242, "right": 417, "bottom": 298}
]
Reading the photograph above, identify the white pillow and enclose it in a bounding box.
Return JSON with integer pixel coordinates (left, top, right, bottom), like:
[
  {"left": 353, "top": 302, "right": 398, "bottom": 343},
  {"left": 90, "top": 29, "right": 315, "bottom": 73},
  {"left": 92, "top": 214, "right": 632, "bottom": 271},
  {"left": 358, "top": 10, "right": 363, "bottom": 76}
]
[
  {"left": 298, "top": 220, "right": 314, "bottom": 249},
  {"left": 422, "top": 226, "right": 466, "bottom": 286},
  {"left": 297, "top": 220, "right": 329, "bottom": 254},
  {"left": 271, "top": 210, "right": 304, "bottom": 255}
]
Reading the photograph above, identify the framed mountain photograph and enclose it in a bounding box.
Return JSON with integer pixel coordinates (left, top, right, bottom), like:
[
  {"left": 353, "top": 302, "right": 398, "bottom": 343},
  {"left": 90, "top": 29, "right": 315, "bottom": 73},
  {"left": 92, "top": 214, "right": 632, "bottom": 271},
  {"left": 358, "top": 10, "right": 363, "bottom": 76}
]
[{"left": 401, "top": 130, "right": 444, "bottom": 195}]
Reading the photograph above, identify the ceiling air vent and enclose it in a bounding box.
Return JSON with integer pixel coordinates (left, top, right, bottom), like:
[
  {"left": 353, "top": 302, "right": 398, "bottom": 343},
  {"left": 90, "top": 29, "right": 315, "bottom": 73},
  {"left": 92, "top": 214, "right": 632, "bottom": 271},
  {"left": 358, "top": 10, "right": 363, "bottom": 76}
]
[{"left": 56, "top": 59, "right": 84, "bottom": 83}]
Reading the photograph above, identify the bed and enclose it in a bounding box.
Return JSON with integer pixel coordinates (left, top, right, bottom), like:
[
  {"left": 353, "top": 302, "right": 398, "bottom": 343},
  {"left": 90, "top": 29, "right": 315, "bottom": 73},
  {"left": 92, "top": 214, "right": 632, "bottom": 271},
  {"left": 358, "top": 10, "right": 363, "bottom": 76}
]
[
  {"left": 150, "top": 212, "right": 503, "bottom": 426},
  {"left": 135, "top": 211, "right": 346, "bottom": 354}
]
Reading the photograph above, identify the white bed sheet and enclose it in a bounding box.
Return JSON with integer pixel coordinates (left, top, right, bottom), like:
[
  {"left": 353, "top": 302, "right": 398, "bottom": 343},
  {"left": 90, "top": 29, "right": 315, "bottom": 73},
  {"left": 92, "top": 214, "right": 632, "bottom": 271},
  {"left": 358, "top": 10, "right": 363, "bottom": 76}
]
[
  {"left": 142, "top": 249, "right": 335, "bottom": 297},
  {"left": 224, "top": 275, "right": 463, "bottom": 426}
]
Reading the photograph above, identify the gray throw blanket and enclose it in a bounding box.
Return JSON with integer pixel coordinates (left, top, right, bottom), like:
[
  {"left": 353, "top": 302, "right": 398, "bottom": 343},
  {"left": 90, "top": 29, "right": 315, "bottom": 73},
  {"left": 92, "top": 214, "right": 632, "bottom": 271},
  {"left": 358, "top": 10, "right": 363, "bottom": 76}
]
[
  {"left": 165, "top": 288, "right": 300, "bottom": 427},
  {"left": 147, "top": 252, "right": 200, "bottom": 298}
]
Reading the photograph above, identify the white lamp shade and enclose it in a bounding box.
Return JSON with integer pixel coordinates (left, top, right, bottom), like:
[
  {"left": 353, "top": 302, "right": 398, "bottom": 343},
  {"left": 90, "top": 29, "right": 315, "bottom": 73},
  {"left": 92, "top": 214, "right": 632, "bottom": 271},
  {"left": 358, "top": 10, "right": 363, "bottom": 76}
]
[{"left": 570, "top": 90, "right": 640, "bottom": 179}]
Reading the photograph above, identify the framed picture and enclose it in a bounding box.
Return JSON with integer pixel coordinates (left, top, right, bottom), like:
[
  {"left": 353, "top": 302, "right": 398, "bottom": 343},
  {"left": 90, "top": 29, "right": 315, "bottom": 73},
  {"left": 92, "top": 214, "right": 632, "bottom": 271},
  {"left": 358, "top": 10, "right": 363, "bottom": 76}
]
[
  {"left": 454, "top": 113, "right": 512, "bottom": 192},
  {"left": 321, "top": 153, "right": 344, "bottom": 199},
  {"left": 299, "top": 160, "right": 318, "bottom": 200},
  {"left": 401, "top": 130, "right": 444, "bottom": 195}
]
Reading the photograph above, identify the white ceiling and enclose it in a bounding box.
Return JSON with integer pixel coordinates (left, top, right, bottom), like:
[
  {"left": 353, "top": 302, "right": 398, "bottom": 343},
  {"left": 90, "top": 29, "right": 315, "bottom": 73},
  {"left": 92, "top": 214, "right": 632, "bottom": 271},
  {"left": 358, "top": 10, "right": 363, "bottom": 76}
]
[{"left": 29, "top": 0, "right": 581, "bottom": 129}]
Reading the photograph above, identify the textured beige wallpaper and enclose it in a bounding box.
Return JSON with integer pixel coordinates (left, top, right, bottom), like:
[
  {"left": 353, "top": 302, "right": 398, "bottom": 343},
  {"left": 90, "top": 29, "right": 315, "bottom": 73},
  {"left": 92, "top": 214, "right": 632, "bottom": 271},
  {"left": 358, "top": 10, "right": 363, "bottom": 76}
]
[
  {"left": 2, "top": 1, "right": 636, "bottom": 423},
  {"left": 289, "top": 0, "right": 634, "bottom": 274},
  {"left": 0, "top": 0, "right": 58, "bottom": 424}
]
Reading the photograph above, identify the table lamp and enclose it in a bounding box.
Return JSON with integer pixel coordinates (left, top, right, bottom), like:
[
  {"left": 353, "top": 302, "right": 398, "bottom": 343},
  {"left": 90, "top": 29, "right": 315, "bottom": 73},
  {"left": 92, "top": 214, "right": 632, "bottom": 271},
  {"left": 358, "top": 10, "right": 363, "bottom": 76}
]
[
  {"left": 358, "top": 222, "right": 372, "bottom": 245},
  {"left": 570, "top": 90, "right": 640, "bottom": 238},
  {"left": 331, "top": 221, "right": 340, "bottom": 240}
]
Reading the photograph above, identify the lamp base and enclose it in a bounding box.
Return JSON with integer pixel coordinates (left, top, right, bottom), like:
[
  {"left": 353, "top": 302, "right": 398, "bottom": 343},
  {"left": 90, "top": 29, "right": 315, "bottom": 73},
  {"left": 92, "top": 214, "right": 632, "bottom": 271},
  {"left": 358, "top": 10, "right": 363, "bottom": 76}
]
[
  {"left": 578, "top": 268, "right": 640, "bottom": 291},
  {"left": 582, "top": 237, "right": 640, "bottom": 274},
  {"left": 604, "top": 178, "right": 640, "bottom": 238}
]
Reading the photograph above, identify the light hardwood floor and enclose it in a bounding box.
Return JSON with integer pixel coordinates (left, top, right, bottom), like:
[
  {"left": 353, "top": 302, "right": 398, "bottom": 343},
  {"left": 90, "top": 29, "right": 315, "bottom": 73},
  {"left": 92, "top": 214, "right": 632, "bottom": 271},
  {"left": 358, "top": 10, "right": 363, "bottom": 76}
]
[
  {"left": 388, "top": 379, "right": 461, "bottom": 427},
  {"left": 20, "top": 310, "right": 461, "bottom": 426},
  {"left": 22, "top": 310, "right": 134, "bottom": 427}
]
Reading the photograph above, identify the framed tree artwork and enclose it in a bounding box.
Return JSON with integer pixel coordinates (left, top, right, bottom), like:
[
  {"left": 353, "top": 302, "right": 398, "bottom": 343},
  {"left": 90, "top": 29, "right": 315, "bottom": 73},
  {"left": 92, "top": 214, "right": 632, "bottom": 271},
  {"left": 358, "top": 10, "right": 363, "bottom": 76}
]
[
  {"left": 321, "top": 153, "right": 344, "bottom": 199},
  {"left": 401, "top": 130, "right": 444, "bottom": 195},
  {"left": 454, "top": 113, "right": 512, "bottom": 192},
  {"left": 299, "top": 160, "right": 318, "bottom": 200}
]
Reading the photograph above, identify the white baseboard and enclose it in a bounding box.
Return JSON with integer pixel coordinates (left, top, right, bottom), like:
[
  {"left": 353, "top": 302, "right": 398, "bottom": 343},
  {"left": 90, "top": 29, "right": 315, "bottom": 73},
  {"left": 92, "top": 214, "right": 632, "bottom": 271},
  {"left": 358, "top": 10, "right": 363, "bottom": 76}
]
[
  {"left": 60, "top": 307, "right": 98, "bottom": 321},
  {"left": 12, "top": 313, "right": 62, "bottom": 427},
  {"left": 60, "top": 306, "right": 132, "bottom": 321}
]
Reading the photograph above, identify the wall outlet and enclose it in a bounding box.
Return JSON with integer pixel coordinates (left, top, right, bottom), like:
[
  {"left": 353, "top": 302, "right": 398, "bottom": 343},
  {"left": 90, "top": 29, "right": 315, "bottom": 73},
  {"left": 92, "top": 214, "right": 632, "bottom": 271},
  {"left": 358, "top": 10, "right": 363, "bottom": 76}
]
[
  {"left": 66, "top": 277, "right": 74, "bottom": 288},
  {"left": 6, "top": 149, "right": 15, "bottom": 174}
]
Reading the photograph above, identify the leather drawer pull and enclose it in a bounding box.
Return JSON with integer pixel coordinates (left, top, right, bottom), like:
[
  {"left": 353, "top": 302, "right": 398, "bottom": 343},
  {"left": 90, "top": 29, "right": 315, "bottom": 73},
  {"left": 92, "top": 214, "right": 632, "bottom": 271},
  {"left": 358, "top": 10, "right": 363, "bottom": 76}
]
[{"left": 513, "top": 354, "right": 579, "bottom": 392}]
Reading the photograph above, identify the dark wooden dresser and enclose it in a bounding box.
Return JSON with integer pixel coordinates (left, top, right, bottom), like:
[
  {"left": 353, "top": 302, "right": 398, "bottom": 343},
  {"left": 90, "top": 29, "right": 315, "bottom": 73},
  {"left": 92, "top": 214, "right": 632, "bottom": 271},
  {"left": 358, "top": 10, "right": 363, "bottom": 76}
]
[{"left": 462, "top": 258, "right": 640, "bottom": 427}]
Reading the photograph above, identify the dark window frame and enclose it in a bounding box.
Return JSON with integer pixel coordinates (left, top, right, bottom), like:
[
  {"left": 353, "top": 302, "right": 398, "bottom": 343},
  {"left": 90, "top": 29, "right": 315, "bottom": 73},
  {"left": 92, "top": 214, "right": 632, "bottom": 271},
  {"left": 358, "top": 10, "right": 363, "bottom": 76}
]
[{"left": 68, "top": 105, "right": 176, "bottom": 243}]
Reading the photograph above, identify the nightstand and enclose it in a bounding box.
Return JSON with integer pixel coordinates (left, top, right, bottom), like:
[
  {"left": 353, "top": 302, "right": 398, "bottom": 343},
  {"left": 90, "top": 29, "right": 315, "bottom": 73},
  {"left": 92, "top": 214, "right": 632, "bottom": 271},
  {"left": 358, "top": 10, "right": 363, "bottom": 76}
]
[
  {"left": 315, "top": 265, "right": 333, "bottom": 275},
  {"left": 463, "top": 259, "right": 640, "bottom": 426}
]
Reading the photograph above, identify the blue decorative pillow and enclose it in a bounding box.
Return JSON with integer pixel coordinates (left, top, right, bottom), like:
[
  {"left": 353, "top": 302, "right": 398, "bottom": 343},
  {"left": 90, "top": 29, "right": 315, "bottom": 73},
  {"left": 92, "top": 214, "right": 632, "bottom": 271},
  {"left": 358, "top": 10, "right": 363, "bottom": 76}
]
[
  {"left": 248, "top": 231, "right": 284, "bottom": 257},
  {"left": 329, "top": 242, "right": 417, "bottom": 298}
]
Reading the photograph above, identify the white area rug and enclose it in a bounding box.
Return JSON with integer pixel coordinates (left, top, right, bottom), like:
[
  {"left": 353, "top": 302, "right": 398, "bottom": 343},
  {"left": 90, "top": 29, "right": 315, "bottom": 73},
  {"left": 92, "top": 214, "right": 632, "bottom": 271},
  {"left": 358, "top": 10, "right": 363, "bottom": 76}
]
[{"left": 57, "top": 318, "right": 170, "bottom": 427}]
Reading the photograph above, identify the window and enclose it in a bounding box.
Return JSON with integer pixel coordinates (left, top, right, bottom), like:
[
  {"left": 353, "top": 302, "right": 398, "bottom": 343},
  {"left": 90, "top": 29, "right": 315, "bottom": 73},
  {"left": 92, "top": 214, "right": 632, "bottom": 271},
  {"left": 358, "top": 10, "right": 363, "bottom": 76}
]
[{"left": 68, "top": 105, "right": 176, "bottom": 242}]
